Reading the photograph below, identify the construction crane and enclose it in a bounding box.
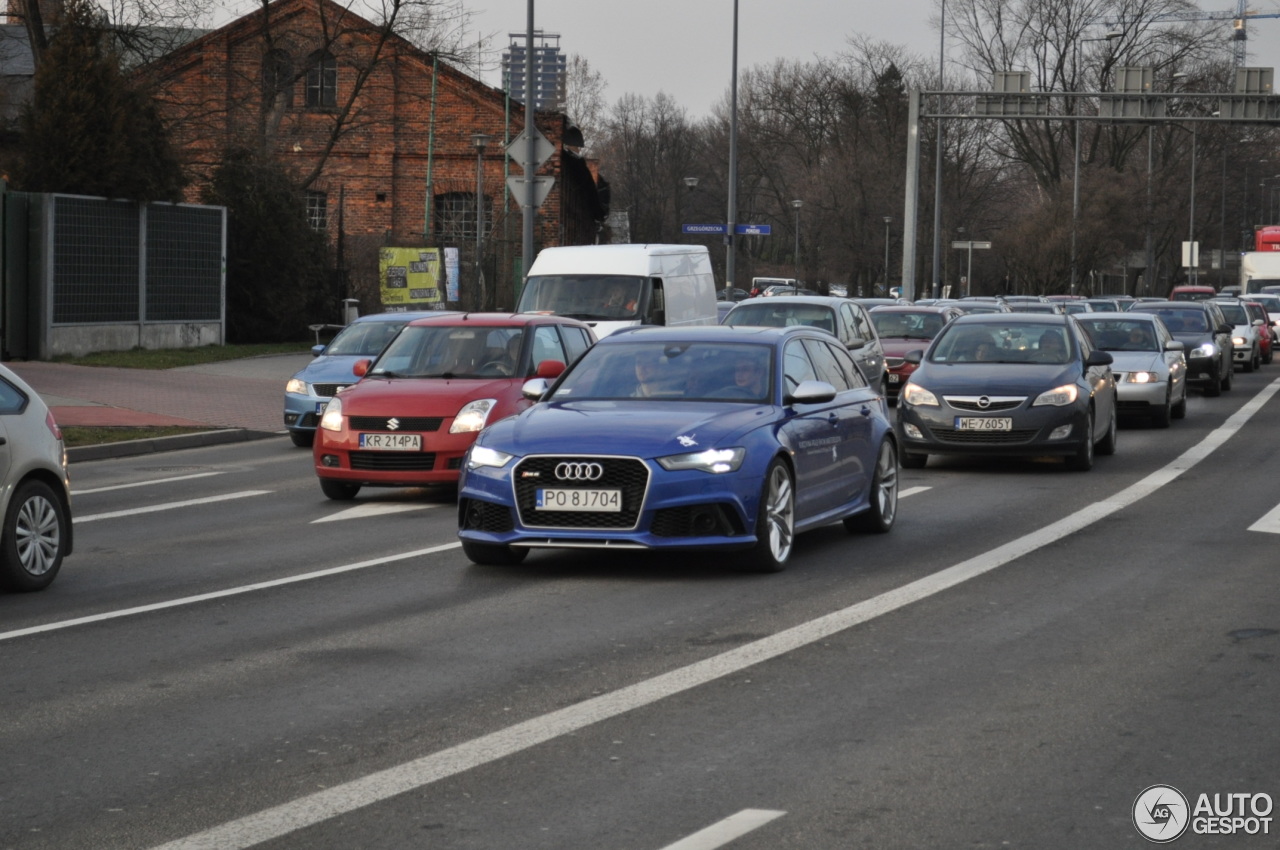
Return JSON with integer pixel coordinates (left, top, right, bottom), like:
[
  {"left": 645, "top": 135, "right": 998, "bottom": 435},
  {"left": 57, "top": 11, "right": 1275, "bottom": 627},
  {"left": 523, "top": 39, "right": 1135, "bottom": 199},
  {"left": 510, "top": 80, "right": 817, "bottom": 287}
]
[{"left": 1103, "top": 0, "right": 1280, "bottom": 66}]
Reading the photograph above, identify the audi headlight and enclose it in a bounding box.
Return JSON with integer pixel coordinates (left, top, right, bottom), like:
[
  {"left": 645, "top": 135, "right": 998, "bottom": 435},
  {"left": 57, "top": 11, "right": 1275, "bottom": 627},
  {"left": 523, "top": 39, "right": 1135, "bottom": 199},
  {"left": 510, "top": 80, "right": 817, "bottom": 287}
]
[
  {"left": 467, "top": 445, "right": 514, "bottom": 469},
  {"left": 1128, "top": 371, "right": 1157, "bottom": 384},
  {"left": 657, "top": 447, "right": 746, "bottom": 473},
  {"left": 901, "top": 383, "right": 939, "bottom": 406},
  {"left": 319, "top": 396, "right": 344, "bottom": 431},
  {"left": 1195, "top": 343, "right": 1217, "bottom": 358},
  {"left": 450, "top": 398, "right": 497, "bottom": 434},
  {"left": 1032, "top": 384, "right": 1079, "bottom": 406},
  {"left": 286, "top": 378, "right": 309, "bottom": 395}
]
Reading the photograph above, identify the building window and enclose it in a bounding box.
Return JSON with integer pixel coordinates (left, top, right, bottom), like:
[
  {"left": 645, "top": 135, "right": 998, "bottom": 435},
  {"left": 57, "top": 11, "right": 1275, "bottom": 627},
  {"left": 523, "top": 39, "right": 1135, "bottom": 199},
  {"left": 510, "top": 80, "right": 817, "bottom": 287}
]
[
  {"left": 306, "top": 191, "right": 328, "bottom": 231},
  {"left": 263, "top": 48, "right": 294, "bottom": 109},
  {"left": 305, "top": 51, "right": 337, "bottom": 108},
  {"left": 434, "top": 192, "right": 491, "bottom": 240}
]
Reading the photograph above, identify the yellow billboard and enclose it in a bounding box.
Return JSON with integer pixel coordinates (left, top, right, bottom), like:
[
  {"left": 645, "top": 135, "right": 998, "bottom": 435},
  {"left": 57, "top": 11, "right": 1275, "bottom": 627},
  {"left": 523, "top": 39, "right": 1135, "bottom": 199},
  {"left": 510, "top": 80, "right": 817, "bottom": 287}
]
[{"left": 378, "top": 248, "right": 445, "bottom": 308}]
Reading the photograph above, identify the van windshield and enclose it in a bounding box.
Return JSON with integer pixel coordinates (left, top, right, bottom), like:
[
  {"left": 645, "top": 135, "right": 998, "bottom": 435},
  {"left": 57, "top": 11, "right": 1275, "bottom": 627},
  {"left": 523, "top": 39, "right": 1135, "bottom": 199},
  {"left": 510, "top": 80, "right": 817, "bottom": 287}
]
[{"left": 518, "top": 275, "right": 646, "bottom": 321}]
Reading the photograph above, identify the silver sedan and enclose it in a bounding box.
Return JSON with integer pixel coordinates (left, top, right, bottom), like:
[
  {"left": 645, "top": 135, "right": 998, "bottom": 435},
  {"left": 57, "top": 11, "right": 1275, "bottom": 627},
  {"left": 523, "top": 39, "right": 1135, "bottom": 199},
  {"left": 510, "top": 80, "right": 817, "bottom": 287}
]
[{"left": 1074, "top": 313, "right": 1188, "bottom": 428}]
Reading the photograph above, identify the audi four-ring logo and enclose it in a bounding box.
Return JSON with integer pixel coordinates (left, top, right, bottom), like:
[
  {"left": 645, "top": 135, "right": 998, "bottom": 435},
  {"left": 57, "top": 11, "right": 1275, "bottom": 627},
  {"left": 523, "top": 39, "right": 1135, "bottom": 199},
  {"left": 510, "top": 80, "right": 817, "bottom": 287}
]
[{"left": 555, "top": 462, "right": 604, "bottom": 481}]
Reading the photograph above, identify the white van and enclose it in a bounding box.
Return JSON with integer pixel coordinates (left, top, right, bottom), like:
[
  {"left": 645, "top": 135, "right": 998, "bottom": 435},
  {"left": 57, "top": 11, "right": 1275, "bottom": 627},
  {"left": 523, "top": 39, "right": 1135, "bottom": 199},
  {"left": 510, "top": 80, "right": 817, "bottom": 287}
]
[{"left": 517, "top": 244, "right": 718, "bottom": 338}]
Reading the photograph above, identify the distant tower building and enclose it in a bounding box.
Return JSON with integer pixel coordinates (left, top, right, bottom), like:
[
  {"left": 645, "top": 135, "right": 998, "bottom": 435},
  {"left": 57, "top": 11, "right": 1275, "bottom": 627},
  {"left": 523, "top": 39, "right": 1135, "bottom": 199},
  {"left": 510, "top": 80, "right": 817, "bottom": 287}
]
[{"left": 501, "top": 30, "right": 566, "bottom": 110}]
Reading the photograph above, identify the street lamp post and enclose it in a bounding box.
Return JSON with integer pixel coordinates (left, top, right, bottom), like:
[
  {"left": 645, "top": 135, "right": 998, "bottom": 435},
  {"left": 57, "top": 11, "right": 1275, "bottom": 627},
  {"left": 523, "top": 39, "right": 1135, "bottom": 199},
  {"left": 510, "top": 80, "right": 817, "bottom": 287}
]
[
  {"left": 1071, "top": 31, "right": 1121, "bottom": 294},
  {"left": 792, "top": 199, "right": 803, "bottom": 279},
  {"left": 472, "top": 132, "right": 490, "bottom": 308},
  {"left": 931, "top": 0, "right": 947, "bottom": 299},
  {"left": 883, "top": 216, "right": 892, "bottom": 296}
]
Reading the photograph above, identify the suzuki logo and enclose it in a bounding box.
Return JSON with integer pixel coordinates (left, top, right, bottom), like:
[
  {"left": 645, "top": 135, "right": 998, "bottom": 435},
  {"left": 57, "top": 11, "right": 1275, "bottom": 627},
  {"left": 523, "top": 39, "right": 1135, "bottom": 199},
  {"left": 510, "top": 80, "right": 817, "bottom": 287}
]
[
  {"left": 386, "top": 418, "right": 401, "bottom": 430},
  {"left": 555, "top": 462, "right": 604, "bottom": 481}
]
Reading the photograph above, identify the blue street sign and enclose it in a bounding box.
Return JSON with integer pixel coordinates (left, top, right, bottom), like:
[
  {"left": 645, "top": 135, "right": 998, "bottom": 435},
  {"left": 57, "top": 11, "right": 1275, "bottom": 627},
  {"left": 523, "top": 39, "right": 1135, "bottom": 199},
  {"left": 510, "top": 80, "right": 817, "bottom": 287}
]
[
  {"left": 735, "top": 224, "right": 772, "bottom": 235},
  {"left": 682, "top": 223, "right": 728, "bottom": 235}
]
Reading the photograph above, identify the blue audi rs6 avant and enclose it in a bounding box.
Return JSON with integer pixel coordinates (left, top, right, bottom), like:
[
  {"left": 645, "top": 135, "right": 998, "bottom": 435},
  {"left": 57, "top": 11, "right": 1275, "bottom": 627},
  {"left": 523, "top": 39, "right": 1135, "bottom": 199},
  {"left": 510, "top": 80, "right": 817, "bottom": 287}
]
[{"left": 457, "top": 324, "right": 899, "bottom": 572}]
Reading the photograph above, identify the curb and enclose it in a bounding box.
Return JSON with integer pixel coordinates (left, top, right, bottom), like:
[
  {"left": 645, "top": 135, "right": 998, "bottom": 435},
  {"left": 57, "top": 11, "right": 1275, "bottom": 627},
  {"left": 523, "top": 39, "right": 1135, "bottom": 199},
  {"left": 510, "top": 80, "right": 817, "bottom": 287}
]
[{"left": 67, "top": 428, "right": 283, "bottom": 462}]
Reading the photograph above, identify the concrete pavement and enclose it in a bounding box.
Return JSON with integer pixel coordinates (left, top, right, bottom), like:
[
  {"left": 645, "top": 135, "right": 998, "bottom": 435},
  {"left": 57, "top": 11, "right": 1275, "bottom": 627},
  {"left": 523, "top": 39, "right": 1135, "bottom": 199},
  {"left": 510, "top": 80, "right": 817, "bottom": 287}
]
[{"left": 4, "top": 354, "right": 315, "bottom": 461}]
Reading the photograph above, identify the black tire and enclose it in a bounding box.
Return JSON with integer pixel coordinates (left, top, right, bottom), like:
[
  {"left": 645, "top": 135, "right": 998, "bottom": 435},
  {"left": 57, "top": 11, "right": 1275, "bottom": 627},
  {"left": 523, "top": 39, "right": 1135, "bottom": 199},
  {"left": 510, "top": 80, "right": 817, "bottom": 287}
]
[
  {"left": 1151, "top": 387, "right": 1172, "bottom": 429},
  {"left": 1171, "top": 391, "right": 1187, "bottom": 420},
  {"left": 289, "top": 429, "right": 314, "bottom": 448},
  {"left": 845, "top": 439, "right": 898, "bottom": 534},
  {"left": 1204, "top": 365, "right": 1222, "bottom": 397},
  {"left": 1244, "top": 350, "right": 1256, "bottom": 373},
  {"left": 319, "top": 478, "right": 361, "bottom": 500},
  {"left": 462, "top": 539, "right": 528, "bottom": 566},
  {"left": 1096, "top": 403, "right": 1117, "bottom": 456},
  {"left": 1266, "top": 344, "right": 1274, "bottom": 365},
  {"left": 1221, "top": 358, "right": 1233, "bottom": 391},
  {"left": 1069, "top": 413, "right": 1094, "bottom": 471},
  {"left": 900, "top": 451, "right": 928, "bottom": 469},
  {"left": 0, "top": 480, "right": 68, "bottom": 592},
  {"left": 742, "top": 458, "right": 795, "bottom": 573}
]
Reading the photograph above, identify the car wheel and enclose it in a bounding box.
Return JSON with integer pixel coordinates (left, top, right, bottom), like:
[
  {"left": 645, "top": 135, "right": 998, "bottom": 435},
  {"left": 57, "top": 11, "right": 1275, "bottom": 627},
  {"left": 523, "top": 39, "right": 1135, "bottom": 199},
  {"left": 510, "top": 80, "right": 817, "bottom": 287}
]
[
  {"left": 1204, "top": 364, "right": 1222, "bottom": 397},
  {"left": 900, "top": 451, "right": 928, "bottom": 469},
  {"left": 1221, "top": 358, "right": 1233, "bottom": 391},
  {"left": 742, "top": 458, "right": 795, "bottom": 573},
  {"left": 1069, "top": 413, "right": 1094, "bottom": 471},
  {"left": 1172, "top": 390, "right": 1188, "bottom": 420},
  {"left": 845, "top": 439, "right": 898, "bottom": 534},
  {"left": 1266, "top": 345, "right": 1275, "bottom": 365},
  {"left": 1096, "top": 402, "right": 1117, "bottom": 456},
  {"left": 0, "top": 480, "right": 67, "bottom": 592},
  {"left": 289, "top": 430, "right": 314, "bottom": 448},
  {"left": 1151, "top": 387, "right": 1172, "bottom": 429},
  {"left": 461, "top": 539, "right": 528, "bottom": 566},
  {"left": 1253, "top": 349, "right": 1261, "bottom": 371},
  {"left": 319, "top": 478, "right": 361, "bottom": 500},
  {"left": 1244, "top": 349, "right": 1257, "bottom": 373}
]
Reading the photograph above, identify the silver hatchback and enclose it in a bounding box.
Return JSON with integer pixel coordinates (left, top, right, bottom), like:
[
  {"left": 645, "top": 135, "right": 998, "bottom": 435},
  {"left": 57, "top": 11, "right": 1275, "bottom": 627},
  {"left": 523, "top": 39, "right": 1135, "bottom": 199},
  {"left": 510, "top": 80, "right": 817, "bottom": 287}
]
[{"left": 0, "top": 364, "right": 73, "bottom": 592}]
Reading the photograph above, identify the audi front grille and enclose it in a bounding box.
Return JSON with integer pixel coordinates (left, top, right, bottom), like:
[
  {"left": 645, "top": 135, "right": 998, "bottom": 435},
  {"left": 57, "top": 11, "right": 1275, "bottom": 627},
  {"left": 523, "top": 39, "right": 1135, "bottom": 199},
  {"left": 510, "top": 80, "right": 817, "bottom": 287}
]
[{"left": 513, "top": 455, "right": 649, "bottom": 530}]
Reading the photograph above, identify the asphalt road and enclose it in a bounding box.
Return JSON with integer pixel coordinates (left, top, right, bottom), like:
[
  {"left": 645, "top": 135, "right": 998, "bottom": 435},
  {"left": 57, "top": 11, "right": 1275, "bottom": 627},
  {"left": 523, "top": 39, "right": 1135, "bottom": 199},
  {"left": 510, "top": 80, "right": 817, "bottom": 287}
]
[{"left": 3, "top": 369, "right": 1280, "bottom": 849}]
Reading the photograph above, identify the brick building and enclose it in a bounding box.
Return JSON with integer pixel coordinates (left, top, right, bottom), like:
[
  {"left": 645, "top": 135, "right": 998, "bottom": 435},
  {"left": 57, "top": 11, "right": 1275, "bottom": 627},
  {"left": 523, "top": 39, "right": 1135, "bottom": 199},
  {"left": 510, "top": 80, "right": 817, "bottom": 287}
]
[{"left": 140, "top": 0, "right": 607, "bottom": 311}]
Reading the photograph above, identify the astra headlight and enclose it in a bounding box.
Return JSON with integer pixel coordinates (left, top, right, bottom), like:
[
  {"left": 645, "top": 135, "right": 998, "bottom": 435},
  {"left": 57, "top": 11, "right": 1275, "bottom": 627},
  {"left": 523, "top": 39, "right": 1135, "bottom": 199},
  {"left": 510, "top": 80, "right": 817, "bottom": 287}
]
[
  {"left": 467, "top": 445, "right": 515, "bottom": 469},
  {"left": 1032, "top": 384, "right": 1079, "bottom": 406},
  {"left": 657, "top": 447, "right": 746, "bottom": 473},
  {"left": 901, "top": 383, "right": 939, "bottom": 406}
]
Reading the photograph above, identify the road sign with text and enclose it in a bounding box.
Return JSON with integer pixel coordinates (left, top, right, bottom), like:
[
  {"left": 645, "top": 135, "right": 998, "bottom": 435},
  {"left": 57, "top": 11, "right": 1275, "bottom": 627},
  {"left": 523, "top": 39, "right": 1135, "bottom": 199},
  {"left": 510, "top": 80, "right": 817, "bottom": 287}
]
[{"left": 682, "top": 223, "right": 728, "bottom": 235}]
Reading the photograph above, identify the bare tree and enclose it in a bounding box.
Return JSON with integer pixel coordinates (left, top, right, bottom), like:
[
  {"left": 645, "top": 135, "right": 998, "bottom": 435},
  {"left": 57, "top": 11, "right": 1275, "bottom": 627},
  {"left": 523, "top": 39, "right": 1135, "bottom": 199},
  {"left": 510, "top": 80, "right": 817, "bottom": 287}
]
[{"left": 562, "top": 53, "right": 606, "bottom": 153}]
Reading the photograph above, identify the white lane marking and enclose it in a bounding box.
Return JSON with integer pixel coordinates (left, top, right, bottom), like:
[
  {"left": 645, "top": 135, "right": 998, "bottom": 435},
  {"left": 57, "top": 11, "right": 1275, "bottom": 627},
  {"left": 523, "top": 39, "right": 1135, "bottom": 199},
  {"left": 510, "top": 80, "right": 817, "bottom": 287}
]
[
  {"left": 150, "top": 380, "right": 1280, "bottom": 850},
  {"left": 311, "top": 503, "right": 440, "bottom": 523},
  {"left": 898, "top": 485, "right": 931, "bottom": 499},
  {"left": 1248, "top": 502, "right": 1280, "bottom": 534},
  {"left": 0, "top": 543, "right": 462, "bottom": 643},
  {"left": 72, "top": 471, "right": 225, "bottom": 496},
  {"left": 76, "top": 491, "right": 272, "bottom": 524},
  {"left": 659, "top": 809, "right": 787, "bottom": 850}
]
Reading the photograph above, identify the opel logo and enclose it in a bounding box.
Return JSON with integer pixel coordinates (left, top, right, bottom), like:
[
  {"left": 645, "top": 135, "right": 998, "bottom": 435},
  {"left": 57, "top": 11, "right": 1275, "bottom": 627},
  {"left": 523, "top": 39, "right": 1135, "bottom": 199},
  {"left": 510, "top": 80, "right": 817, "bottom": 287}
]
[
  {"left": 976, "top": 396, "right": 992, "bottom": 409},
  {"left": 386, "top": 417, "right": 401, "bottom": 430},
  {"left": 555, "top": 462, "right": 604, "bottom": 481}
]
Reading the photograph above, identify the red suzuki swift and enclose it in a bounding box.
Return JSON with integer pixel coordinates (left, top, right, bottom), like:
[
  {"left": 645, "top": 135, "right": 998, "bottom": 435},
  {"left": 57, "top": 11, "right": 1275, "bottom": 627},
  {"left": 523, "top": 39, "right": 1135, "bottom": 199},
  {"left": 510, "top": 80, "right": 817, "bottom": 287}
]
[{"left": 313, "top": 313, "right": 595, "bottom": 499}]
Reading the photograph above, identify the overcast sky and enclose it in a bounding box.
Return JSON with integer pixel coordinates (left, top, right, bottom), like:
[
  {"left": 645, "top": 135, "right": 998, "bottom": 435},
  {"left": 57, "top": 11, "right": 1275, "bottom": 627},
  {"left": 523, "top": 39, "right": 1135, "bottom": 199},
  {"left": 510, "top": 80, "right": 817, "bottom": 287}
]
[
  {"left": 467, "top": 0, "right": 1280, "bottom": 118},
  {"left": 468, "top": 0, "right": 943, "bottom": 117}
]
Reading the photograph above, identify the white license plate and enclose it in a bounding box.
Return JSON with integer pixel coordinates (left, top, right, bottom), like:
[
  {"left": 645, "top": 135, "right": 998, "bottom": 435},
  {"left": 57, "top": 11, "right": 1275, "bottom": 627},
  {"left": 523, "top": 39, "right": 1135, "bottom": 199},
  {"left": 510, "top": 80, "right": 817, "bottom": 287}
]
[
  {"left": 888, "top": 374, "right": 901, "bottom": 384},
  {"left": 359, "top": 433, "right": 422, "bottom": 450},
  {"left": 536, "top": 488, "right": 622, "bottom": 512},
  {"left": 955, "top": 417, "right": 1013, "bottom": 431}
]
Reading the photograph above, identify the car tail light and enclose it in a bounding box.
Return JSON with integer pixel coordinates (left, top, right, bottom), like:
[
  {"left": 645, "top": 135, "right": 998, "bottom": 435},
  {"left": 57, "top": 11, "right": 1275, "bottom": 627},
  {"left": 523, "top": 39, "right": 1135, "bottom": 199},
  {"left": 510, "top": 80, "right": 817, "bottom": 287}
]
[{"left": 45, "top": 410, "right": 63, "bottom": 441}]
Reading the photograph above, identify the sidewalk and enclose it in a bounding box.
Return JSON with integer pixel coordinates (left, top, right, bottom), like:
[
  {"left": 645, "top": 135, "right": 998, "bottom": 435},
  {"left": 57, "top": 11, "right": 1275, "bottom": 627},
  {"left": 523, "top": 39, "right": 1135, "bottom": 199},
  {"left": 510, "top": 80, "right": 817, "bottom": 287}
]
[{"left": 5, "top": 354, "right": 315, "bottom": 460}]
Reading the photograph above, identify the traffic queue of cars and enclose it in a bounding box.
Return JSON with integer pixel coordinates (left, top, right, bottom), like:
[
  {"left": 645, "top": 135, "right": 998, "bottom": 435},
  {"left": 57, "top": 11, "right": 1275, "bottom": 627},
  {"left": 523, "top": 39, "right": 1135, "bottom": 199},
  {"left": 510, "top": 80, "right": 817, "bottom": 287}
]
[{"left": 273, "top": 270, "right": 1279, "bottom": 577}]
